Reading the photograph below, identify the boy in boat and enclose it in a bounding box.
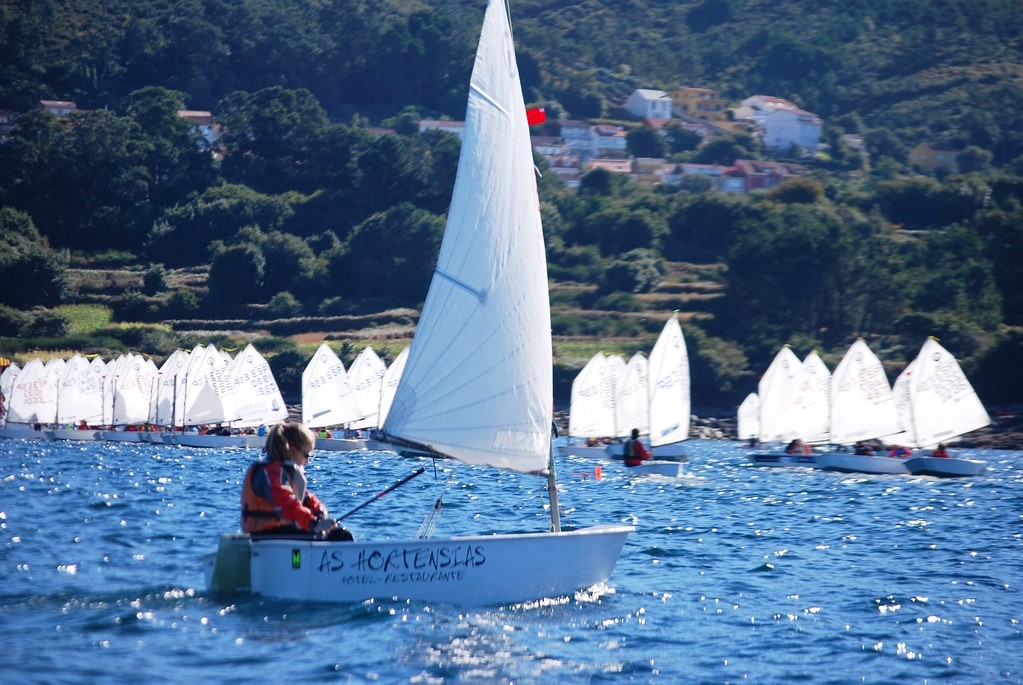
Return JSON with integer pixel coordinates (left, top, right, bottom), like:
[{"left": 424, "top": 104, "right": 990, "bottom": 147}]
[
  {"left": 932, "top": 443, "right": 950, "bottom": 458},
  {"left": 241, "top": 421, "right": 353, "bottom": 540},
  {"left": 623, "top": 428, "right": 652, "bottom": 467}
]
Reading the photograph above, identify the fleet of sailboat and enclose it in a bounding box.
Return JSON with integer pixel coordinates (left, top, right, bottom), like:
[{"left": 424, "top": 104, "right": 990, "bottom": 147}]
[
  {"left": 744, "top": 337, "right": 990, "bottom": 476},
  {"left": 559, "top": 313, "right": 692, "bottom": 477}
]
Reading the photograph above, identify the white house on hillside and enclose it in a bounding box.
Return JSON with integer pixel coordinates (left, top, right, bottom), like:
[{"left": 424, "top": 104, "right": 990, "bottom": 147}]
[
  {"left": 591, "top": 125, "right": 628, "bottom": 158},
  {"left": 626, "top": 89, "right": 673, "bottom": 121},
  {"left": 733, "top": 95, "right": 822, "bottom": 153},
  {"left": 759, "top": 107, "right": 822, "bottom": 152}
]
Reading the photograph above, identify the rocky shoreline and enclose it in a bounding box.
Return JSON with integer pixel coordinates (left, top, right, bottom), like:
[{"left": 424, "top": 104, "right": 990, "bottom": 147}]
[{"left": 552, "top": 407, "right": 1023, "bottom": 451}]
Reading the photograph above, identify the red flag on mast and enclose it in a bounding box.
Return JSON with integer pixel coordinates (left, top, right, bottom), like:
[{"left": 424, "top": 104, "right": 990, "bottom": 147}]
[{"left": 526, "top": 107, "right": 546, "bottom": 126}]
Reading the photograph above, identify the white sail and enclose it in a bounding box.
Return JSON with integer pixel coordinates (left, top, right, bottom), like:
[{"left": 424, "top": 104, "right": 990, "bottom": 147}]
[
  {"left": 829, "top": 339, "right": 901, "bottom": 445},
  {"left": 568, "top": 353, "right": 616, "bottom": 438},
  {"left": 648, "top": 314, "right": 691, "bottom": 447},
  {"left": 230, "top": 344, "right": 288, "bottom": 428},
  {"left": 184, "top": 345, "right": 238, "bottom": 426},
  {"left": 301, "top": 342, "right": 363, "bottom": 428},
  {"left": 757, "top": 346, "right": 802, "bottom": 442},
  {"left": 615, "top": 353, "right": 649, "bottom": 439},
  {"left": 113, "top": 354, "right": 154, "bottom": 425},
  {"left": 348, "top": 347, "right": 387, "bottom": 429},
  {"left": 790, "top": 351, "right": 831, "bottom": 444},
  {"left": 152, "top": 350, "right": 187, "bottom": 427},
  {"left": 1, "top": 362, "right": 21, "bottom": 406},
  {"left": 8, "top": 358, "right": 58, "bottom": 424},
  {"left": 377, "top": 347, "right": 408, "bottom": 425},
  {"left": 903, "top": 338, "right": 990, "bottom": 448},
  {"left": 737, "top": 392, "right": 760, "bottom": 441},
  {"left": 56, "top": 353, "right": 104, "bottom": 425},
  {"left": 382, "top": 0, "right": 553, "bottom": 473}
]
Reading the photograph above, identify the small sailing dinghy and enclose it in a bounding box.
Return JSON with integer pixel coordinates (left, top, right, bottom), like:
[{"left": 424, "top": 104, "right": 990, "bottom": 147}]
[
  {"left": 817, "top": 339, "right": 907, "bottom": 474},
  {"left": 205, "top": 0, "right": 632, "bottom": 604},
  {"left": 898, "top": 338, "right": 990, "bottom": 477}
]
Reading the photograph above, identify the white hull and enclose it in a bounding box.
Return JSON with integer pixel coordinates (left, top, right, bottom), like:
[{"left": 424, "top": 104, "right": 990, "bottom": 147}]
[
  {"left": 315, "top": 437, "right": 369, "bottom": 452},
  {"left": 0, "top": 425, "right": 48, "bottom": 440},
  {"left": 175, "top": 433, "right": 261, "bottom": 449},
  {"left": 101, "top": 430, "right": 142, "bottom": 442},
  {"left": 46, "top": 429, "right": 100, "bottom": 441},
  {"left": 818, "top": 453, "right": 909, "bottom": 475},
  {"left": 207, "top": 525, "right": 633, "bottom": 605},
  {"left": 556, "top": 442, "right": 617, "bottom": 460},
  {"left": 750, "top": 451, "right": 822, "bottom": 468},
  {"left": 625, "top": 461, "right": 685, "bottom": 477},
  {"left": 904, "top": 456, "right": 986, "bottom": 477}
]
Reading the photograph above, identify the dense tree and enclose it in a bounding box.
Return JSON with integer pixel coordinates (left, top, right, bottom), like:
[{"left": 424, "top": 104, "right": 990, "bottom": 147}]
[
  {"left": 626, "top": 126, "right": 667, "bottom": 158},
  {"left": 719, "top": 203, "right": 899, "bottom": 345},
  {"left": 145, "top": 184, "right": 294, "bottom": 265},
  {"left": 330, "top": 202, "right": 444, "bottom": 303},
  {"left": 0, "top": 207, "right": 68, "bottom": 307},
  {"left": 0, "top": 109, "right": 155, "bottom": 249},
  {"left": 208, "top": 243, "right": 266, "bottom": 303}
]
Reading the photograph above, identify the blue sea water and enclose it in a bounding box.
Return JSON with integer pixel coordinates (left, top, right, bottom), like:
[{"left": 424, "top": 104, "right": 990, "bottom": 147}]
[{"left": 1, "top": 438, "right": 1020, "bottom": 684}]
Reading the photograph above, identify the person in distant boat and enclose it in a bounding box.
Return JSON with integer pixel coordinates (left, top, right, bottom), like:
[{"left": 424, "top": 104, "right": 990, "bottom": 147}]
[
  {"left": 888, "top": 445, "right": 912, "bottom": 458},
  {"left": 854, "top": 441, "right": 874, "bottom": 456},
  {"left": 318, "top": 428, "right": 332, "bottom": 439},
  {"left": 241, "top": 421, "right": 353, "bottom": 540},
  {"left": 931, "top": 443, "right": 950, "bottom": 458},
  {"left": 77, "top": 420, "right": 90, "bottom": 431},
  {"left": 623, "top": 428, "right": 652, "bottom": 467},
  {"left": 786, "top": 438, "right": 811, "bottom": 455}
]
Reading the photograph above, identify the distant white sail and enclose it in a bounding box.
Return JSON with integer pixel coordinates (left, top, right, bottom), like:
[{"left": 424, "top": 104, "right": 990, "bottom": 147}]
[
  {"left": 113, "top": 354, "right": 155, "bottom": 425},
  {"left": 1, "top": 362, "right": 21, "bottom": 406},
  {"left": 737, "top": 392, "right": 760, "bottom": 441},
  {"left": 790, "top": 351, "right": 831, "bottom": 444},
  {"left": 8, "top": 358, "right": 59, "bottom": 424},
  {"left": 56, "top": 353, "right": 104, "bottom": 425},
  {"left": 348, "top": 347, "right": 387, "bottom": 429},
  {"left": 301, "top": 342, "right": 363, "bottom": 428},
  {"left": 757, "top": 346, "right": 802, "bottom": 442},
  {"left": 568, "top": 353, "right": 616, "bottom": 438},
  {"left": 615, "top": 353, "right": 649, "bottom": 440},
  {"left": 377, "top": 347, "right": 409, "bottom": 426},
  {"left": 231, "top": 344, "right": 288, "bottom": 428},
  {"left": 829, "top": 339, "right": 901, "bottom": 445},
  {"left": 648, "top": 313, "right": 690, "bottom": 447},
  {"left": 184, "top": 345, "right": 238, "bottom": 426},
  {"left": 901, "top": 338, "right": 990, "bottom": 448}
]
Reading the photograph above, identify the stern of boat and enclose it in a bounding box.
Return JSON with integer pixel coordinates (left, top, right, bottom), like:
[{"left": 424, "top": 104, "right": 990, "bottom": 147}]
[{"left": 205, "top": 533, "right": 252, "bottom": 594}]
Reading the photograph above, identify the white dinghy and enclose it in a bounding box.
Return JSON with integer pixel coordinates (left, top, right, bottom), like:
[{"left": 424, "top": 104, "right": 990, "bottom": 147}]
[
  {"left": 206, "top": 0, "right": 632, "bottom": 605},
  {"left": 818, "top": 339, "right": 907, "bottom": 475},
  {"left": 899, "top": 338, "right": 990, "bottom": 477}
]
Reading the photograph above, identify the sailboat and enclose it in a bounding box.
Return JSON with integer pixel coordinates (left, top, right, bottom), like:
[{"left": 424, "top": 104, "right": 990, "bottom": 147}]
[
  {"left": 302, "top": 342, "right": 367, "bottom": 451},
  {"left": 206, "top": 0, "right": 632, "bottom": 604},
  {"left": 749, "top": 346, "right": 824, "bottom": 467},
  {"left": 817, "top": 339, "right": 906, "bottom": 474},
  {"left": 897, "top": 338, "right": 990, "bottom": 477},
  {"left": 556, "top": 352, "right": 622, "bottom": 459},
  {"left": 0, "top": 358, "right": 51, "bottom": 440},
  {"left": 614, "top": 314, "right": 690, "bottom": 476}
]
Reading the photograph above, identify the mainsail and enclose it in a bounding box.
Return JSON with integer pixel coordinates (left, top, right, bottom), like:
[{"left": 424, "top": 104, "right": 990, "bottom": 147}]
[{"left": 382, "top": 0, "right": 553, "bottom": 473}]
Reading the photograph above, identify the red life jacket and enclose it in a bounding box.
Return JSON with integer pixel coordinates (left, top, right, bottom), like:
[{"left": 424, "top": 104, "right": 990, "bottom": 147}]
[{"left": 241, "top": 462, "right": 282, "bottom": 533}]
